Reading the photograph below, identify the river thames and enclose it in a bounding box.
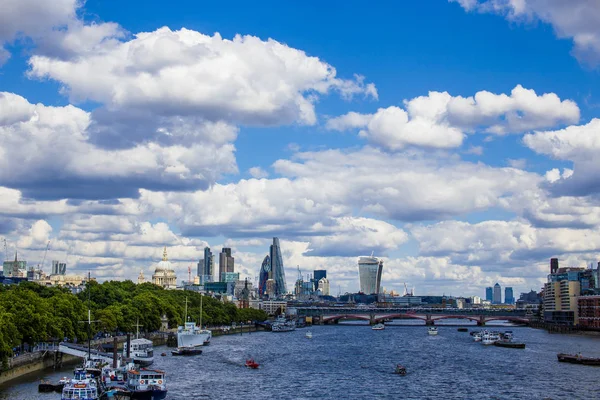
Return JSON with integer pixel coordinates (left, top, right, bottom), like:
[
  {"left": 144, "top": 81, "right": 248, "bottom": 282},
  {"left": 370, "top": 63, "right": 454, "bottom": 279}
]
[{"left": 1, "top": 322, "right": 599, "bottom": 399}]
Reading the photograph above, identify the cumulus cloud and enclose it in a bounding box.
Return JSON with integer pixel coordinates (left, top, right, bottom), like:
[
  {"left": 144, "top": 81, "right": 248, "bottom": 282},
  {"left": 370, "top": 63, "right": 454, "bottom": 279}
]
[
  {"left": 248, "top": 167, "right": 269, "bottom": 179},
  {"left": 28, "top": 27, "right": 376, "bottom": 127},
  {"left": 451, "top": 0, "right": 600, "bottom": 66},
  {"left": 327, "top": 85, "right": 578, "bottom": 150},
  {"left": 524, "top": 118, "right": 600, "bottom": 196},
  {"left": 0, "top": 92, "right": 237, "bottom": 200}
]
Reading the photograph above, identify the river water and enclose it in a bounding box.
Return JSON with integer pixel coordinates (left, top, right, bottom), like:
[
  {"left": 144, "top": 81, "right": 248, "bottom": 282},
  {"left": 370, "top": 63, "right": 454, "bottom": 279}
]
[{"left": 1, "top": 322, "right": 599, "bottom": 399}]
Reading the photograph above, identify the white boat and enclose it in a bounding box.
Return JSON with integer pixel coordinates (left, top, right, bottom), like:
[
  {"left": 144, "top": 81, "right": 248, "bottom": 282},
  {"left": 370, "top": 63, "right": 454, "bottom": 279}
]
[
  {"left": 126, "top": 367, "right": 168, "bottom": 399},
  {"left": 428, "top": 327, "right": 438, "bottom": 335},
  {"left": 372, "top": 323, "right": 385, "bottom": 330},
  {"left": 305, "top": 331, "right": 313, "bottom": 339},
  {"left": 482, "top": 332, "right": 500, "bottom": 345},
  {"left": 61, "top": 368, "right": 99, "bottom": 400},
  {"left": 272, "top": 315, "right": 296, "bottom": 332},
  {"left": 177, "top": 297, "right": 212, "bottom": 347},
  {"left": 123, "top": 338, "right": 154, "bottom": 367},
  {"left": 473, "top": 332, "right": 482, "bottom": 342}
]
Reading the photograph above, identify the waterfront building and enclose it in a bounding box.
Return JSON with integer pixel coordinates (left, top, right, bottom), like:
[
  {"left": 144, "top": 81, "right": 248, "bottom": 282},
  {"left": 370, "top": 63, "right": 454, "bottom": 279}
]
[
  {"left": 493, "top": 283, "right": 502, "bottom": 304},
  {"left": 198, "top": 247, "right": 214, "bottom": 284},
  {"left": 151, "top": 247, "right": 177, "bottom": 289},
  {"left": 258, "top": 255, "right": 270, "bottom": 296},
  {"left": 318, "top": 277, "right": 330, "bottom": 296},
  {"left": 2, "top": 252, "right": 26, "bottom": 278},
  {"left": 504, "top": 287, "right": 514, "bottom": 304},
  {"left": 51, "top": 260, "right": 67, "bottom": 275},
  {"left": 270, "top": 238, "right": 287, "bottom": 296},
  {"left": 577, "top": 295, "right": 600, "bottom": 330},
  {"left": 252, "top": 300, "right": 287, "bottom": 315},
  {"left": 485, "top": 287, "right": 493, "bottom": 302},
  {"left": 219, "top": 248, "right": 234, "bottom": 282},
  {"left": 472, "top": 296, "right": 482, "bottom": 305},
  {"left": 358, "top": 256, "right": 383, "bottom": 295}
]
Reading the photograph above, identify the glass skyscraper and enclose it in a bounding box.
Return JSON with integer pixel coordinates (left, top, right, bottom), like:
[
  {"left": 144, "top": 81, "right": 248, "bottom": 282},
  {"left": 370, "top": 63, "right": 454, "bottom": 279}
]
[
  {"left": 485, "top": 286, "right": 493, "bottom": 302},
  {"left": 358, "top": 256, "right": 383, "bottom": 295},
  {"left": 493, "top": 283, "right": 502, "bottom": 304},
  {"left": 504, "top": 287, "right": 514, "bottom": 304},
  {"left": 270, "top": 237, "right": 287, "bottom": 296},
  {"left": 198, "top": 247, "right": 214, "bottom": 284},
  {"left": 258, "top": 255, "right": 270, "bottom": 296}
]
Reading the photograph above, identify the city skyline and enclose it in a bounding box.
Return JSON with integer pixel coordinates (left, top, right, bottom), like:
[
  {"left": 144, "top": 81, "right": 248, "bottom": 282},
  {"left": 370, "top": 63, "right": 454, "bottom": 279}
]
[{"left": 1, "top": 1, "right": 600, "bottom": 297}]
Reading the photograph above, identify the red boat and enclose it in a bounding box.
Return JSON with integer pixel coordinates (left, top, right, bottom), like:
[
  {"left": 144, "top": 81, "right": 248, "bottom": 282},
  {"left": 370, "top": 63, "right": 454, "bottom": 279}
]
[{"left": 245, "top": 359, "right": 259, "bottom": 369}]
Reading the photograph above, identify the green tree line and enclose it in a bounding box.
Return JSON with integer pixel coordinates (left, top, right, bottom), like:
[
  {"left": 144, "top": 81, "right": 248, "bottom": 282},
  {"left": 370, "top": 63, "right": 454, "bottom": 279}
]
[{"left": 0, "top": 280, "right": 267, "bottom": 368}]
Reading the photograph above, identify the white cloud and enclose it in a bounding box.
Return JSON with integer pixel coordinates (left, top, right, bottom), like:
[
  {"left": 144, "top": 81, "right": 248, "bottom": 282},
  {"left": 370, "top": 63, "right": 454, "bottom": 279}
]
[
  {"left": 28, "top": 27, "right": 376, "bottom": 126},
  {"left": 451, "top": 0, "right": 600, "bottom": 66},
  {"left": 248, "top": 167, "right": 269, "bottom": 179},
  {"left": 0, "top": 92, "right": 237, "bottom": 200},
  {"left": 327, "top": 85, "right": 578, "bottom": 150},
  {"left": 0, "top": 0, "right": 78, "bottom": 64},
  {"left": 524, "top": 118, "right": 600, "bottom": 196}
]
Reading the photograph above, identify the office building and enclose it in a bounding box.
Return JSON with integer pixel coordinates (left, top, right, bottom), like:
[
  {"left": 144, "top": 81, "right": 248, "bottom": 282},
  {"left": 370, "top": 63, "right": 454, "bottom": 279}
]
[
  {"left": 51, "top": 260, "right": 66, "bottom": 275},
  {"left": 2, "top": 252, "right": 27, "bottom": 278},
  {"left": 550, "top": 258, "right": 559, "bottom": 274},
  {"left": 318, "top": 277, "right": 330, "bottom": 296},
  {"left": 269, "top": 238, "right": 287, "bottom": 296},
  {"left": 219, "top": 248, "right": 234, "bottom": 282},
  {"left": 493, "top": 283, "right": 502, "bottom": 304},
  {"left": 485, "top": 287, "right": 493, "bottom": 303},
  {"left": 358, "top": 256, "right": 383, "bottom": 295},
  {"left": 258, "top": 255, "right": 270, "bottom": 296},
  {"left": 578, "top": 295, "right": 600, "bottom": 330},
  {"left": 198, "top": 247, "right": 214, "bottom": 284},
  {"left": 313, "top": 270, "right": 327, "bottom": 290},
  {"left": 504, "top": 287, "right": 514, "bottom": 305}
]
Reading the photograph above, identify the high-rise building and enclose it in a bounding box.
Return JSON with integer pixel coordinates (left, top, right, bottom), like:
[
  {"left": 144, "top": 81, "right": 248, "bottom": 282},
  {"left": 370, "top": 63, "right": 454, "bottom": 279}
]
[
  {"left": 219, "top": 248, "right": 234, "bottom": 282},
  {"left": 485, "top": 287, "right": 493, "bottom": 302},
  {"left": 51, "top": 260, "right": 66, "bottom": 275},
  {"left": 493, "top": 283, "right": 502, "bottom": 304},
  {"left": 358, "top": 256, "right": 383, "bottom": 295},
  {"left": 504, "top": 287, "right": 514, "bottom": 304},
  {"left": 258, "top": 255, "right": 270, "bottom": 296},
  {"left": 198, "top": 247, "right": 214, "bottom": 284},
  {"left": 313, "top": 270, "right": 326, "bottom": 291},
  {"left": 269, "top": 238, "right": 287, "bottom": 296},
  {"left": 318, "top": 277, "right": 330, "bottom": 296},
  {"left": 550, "top": 258, "right": 559, "bottom": 274},
  {"left": 2, "top": 252, "right": 27, "bottom": 278}
]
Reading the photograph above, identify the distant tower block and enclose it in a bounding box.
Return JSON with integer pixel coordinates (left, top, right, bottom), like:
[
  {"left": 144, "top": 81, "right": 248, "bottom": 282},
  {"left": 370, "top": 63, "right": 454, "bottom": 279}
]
[
  {"left": 550, "top": 258, "right": 559, "bottom": 274},
  {"left": 357, "top": 256, "right": 383, "bottom": 295}
]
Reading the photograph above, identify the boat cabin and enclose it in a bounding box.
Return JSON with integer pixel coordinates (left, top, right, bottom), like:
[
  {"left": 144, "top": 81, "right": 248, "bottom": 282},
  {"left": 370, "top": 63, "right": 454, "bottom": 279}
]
[
  {"left": 127, "top": 368, "right": 166, "bottom": 390},
  {"left": 61, "top": 385, "right": 98, "bottom": 400},
  {"left": 124, "top": 338, "right": 154, "bottom": 357}
]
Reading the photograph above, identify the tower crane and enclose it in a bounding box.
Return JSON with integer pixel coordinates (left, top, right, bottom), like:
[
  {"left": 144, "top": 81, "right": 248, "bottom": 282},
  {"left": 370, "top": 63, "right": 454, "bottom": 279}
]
[
  {"left": 40, "top": 241, "right": 50, "bottom": 273},
  {"left": 3, "top": 238, "right": 7, "bottom": 262}
]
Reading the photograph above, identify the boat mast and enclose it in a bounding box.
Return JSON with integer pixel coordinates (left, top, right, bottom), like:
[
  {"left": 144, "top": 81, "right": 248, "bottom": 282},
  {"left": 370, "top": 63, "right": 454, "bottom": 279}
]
[
  {"left": 199, "top": 295, "right": 203, "bottom": 328},
  {"left": 184, "top": 296, "right": 188, "bottom": 324}
]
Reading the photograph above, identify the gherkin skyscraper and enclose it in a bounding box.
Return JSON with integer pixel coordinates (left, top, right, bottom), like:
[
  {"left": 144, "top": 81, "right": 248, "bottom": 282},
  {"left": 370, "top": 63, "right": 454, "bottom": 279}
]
[{"left": 269, "top": 237, "right": 287, "bottom": 296}]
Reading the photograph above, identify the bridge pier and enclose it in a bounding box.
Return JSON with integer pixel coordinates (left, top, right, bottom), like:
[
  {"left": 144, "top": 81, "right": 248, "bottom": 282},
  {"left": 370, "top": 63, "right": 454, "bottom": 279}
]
[
  {"left": 477, "top": 316, "right": 486, "bottom": 326},
  {"left": 425, "top": 315, "right": 434, "bottom": 326}
]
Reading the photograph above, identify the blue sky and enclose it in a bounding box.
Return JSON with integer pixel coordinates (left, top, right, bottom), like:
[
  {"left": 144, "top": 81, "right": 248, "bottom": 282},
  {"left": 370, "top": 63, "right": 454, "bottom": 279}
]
[{"left": 1, "top": 0, "right": 600, "bottom": 298}]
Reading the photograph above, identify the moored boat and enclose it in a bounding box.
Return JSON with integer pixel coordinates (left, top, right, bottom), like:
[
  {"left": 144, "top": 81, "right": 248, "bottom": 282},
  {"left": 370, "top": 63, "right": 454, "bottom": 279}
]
[
  {"left": 557, "top": 353, "right": 600, "bottom": 366},
  {"left": 61, "top": 368, "right": 99, "bottom": 400},
  {"left": 272, "top": 315, "right": 296, "bottom": 332},
  {"left": 126, "top": 367, "right": 167, "bottom": 399},
  {"left": 171, "top": 346, "right": 202, "bottom": 356},
  {"left": 372, "top": 323, "right": 385, "bottom": 331},
  {"left": 124, "top": 338, "right": 154, "bottom": 367},
  {"left": 494, "top": 341, "right": 525, "bottom": 349}
]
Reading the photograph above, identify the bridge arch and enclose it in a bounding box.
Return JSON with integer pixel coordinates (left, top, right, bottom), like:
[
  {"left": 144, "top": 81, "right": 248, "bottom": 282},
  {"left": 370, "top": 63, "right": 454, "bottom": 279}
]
[
  {"left": 322, "top": 314, "right": 371, "bottom": 324},
  {"left": 484, "top": 316, "right": 529, "bottom": 324},
  {"left": 372, "top": 314, "right": 428, "bottom": 323},
  {"left": 430, "top": 315, "right": 480, "bottom": 323}
]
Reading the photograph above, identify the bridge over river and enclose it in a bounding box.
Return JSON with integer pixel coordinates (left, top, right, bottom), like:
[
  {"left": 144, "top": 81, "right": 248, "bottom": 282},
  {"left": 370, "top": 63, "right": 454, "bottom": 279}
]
[{"left": 294, "top": 307, "right": 530, "bottom": 326}]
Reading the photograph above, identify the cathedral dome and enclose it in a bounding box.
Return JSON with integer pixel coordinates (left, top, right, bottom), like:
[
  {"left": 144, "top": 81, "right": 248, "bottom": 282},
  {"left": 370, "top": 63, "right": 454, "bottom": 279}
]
[{"left": 154, "top": 247, "right": 173, "bottom": 273}]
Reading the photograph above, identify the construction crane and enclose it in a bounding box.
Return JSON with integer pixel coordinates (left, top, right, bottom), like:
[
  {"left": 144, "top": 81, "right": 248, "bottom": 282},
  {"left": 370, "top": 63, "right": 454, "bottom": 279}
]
[
  {"left": 39, "top": 241, "right": 50, "bottom": 273},
  {"left": 3, "top": 238, "right": 7, "bottom": 262}
]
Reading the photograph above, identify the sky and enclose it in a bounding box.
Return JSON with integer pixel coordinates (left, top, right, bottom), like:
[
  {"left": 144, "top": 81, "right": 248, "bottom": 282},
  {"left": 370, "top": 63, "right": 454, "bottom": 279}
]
[{"left": 1, "top": 0, "right": 600, "bottom": 298}]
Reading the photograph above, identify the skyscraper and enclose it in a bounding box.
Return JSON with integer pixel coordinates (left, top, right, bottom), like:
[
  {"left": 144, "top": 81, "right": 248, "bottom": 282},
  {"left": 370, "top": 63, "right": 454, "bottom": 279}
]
[
  {"left": 258, "top": 255, "right": 270, "bottom": 296},
  {"left": 318, "top": 277, "right": 330, "bottom": 296},
  {"left": 198, "top": 247, "right": 214, "bottom": 284},
  {"left": 493, "top": 283, "right": 502, "bottom": 304},
  {"left": 313, "top": 270, "right": 326, "bottom": 290},
  {"left": 550, "top": 258, "right": 559, "bottom": 274},
  {"left": 505, "top": 287, "right": 514, "bottom": 304},
  {"left": 358, "top": 256, "right": 383, "bottom": 295},
  {"left": 485, "top": 287, "right": 493, "bottom": 302},
  {"left": 219, "top": 248, "right": 234, "bottom": 282},
  {"left": 51, "top": 260, "right": 66, "bottom": 275},
  {"left": 269, "top": 237, "right": 287, "bottom": 296}
]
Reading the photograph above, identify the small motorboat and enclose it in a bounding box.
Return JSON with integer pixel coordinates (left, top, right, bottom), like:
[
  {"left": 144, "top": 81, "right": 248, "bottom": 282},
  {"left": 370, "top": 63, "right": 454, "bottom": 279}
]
[
  {"left": 171, "top": 346, "right": 202, "bottom": 356},
  {"left": 494, "top": 341, "right": 525, "bottom": 349},
  {"left": 457, "top": 327, "right": 468, "bottom": 332},
  {"left": 372, "top": 323, "right": 385, "bottom": 330},
  {"left": 305, "top": 331, "right": 313, "bottom": 339},
  {"left": 161, "top": 352, "right": 167, "bottom": 356},
  {"left": 245, "top": 359, "right": 259, "bottom": 369},
  {"left": 38, "top": 380, "right": 55, "bottom": 393},
  {"left": 394, "top": 364, "right": 407, "bottom": 376},
  {"left": 428, "top": 327, "right": 438, "bottom": 336}
]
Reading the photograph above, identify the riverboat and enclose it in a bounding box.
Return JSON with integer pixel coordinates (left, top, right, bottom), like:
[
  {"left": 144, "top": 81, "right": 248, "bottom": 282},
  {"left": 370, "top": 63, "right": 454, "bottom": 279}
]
[
  {"left": 272, "top": 315, "right": 296, "bottom": 332},
  {"left": 61, "top": 368, "right": 99, "bottom": 400},
  {"left": 428, "top": 327, "right": 438, "bottom": 336},
  {"left": 557, "top": 353, "right": 600, "bottom": 366},
  {"left": 372, "top": 323, "right": 385, "bottom": 331},
  {"left": 481, "top": 332, "right": 500, "bottom": 345},
  {"left": 124, "top": 338, "right": 154, "bottom": 367},
  {"left": 126, "top": 368, "right": 168, "bottom": 399}
]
